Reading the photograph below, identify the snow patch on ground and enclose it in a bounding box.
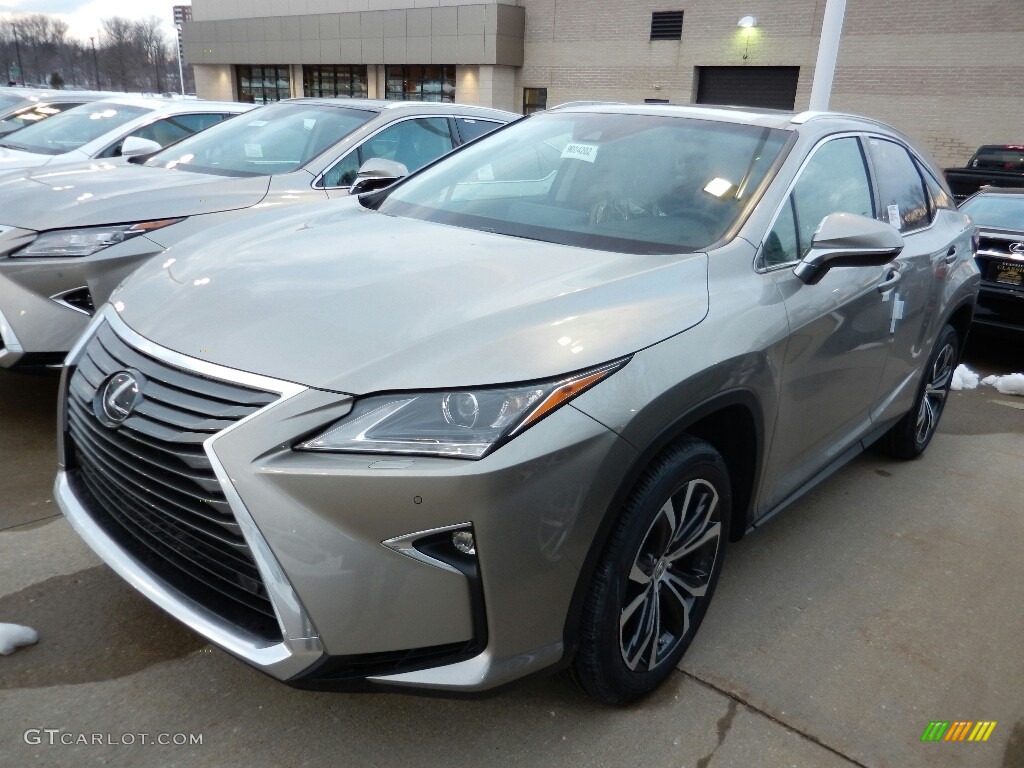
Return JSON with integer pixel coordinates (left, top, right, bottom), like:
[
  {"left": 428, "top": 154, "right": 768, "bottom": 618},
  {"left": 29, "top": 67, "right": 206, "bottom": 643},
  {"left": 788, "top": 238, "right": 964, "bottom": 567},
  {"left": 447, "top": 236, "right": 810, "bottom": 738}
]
[
  {"left": 951, "top": 364, "right": 979, "bottom": 390},
  {"left": 982, "top": 373, "right": 1024, "bottom": 396},
  {"left": 0, "top": 623, "right": 38, "bottom": 655}
]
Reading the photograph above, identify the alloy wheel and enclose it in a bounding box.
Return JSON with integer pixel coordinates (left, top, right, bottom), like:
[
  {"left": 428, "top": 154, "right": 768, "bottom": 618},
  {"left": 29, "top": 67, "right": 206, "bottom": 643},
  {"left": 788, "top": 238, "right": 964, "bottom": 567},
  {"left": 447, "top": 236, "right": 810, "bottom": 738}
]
[
  {"left": 619, "top": 478, "right": 722, "bottom": 672},
  {"left": 915, "top": 341, "right": 955, "bottom": 445}
]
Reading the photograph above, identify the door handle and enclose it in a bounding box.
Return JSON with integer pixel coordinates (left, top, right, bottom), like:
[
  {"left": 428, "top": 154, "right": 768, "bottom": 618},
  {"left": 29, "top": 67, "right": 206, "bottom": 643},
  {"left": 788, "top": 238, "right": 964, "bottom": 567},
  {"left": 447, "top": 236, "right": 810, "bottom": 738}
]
[
  {"left": 877, "top": 266, "right": 902, "bottom": 293},
  {"left": 945, "top": 245, "right": 958, "bottom": 264}
]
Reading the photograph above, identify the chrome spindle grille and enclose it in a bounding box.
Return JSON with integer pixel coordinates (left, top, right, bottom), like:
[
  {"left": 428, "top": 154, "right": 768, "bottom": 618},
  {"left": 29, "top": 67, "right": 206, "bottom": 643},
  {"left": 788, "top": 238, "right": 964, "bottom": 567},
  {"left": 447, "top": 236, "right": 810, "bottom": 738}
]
[{"left": 65, "top": 322, "right": 282, "bottom": 642}]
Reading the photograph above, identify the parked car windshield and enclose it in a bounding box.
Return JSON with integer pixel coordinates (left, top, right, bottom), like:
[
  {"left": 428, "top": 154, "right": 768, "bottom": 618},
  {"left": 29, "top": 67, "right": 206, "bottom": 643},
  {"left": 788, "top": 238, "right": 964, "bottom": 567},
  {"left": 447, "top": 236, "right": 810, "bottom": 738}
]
[
  {"left": 0, "top": 102, "right": 149, "bottom": 155},
  {"left": 0, "top": 102, "right": 76, "bottom": 137},
  {"left": 377, "top": 111, "right": 790, "bottom": 254},
  {"left": 960, "top": 194, "right": 1024, "bottom": 229},
  {"left": 146, "top": 102, "right": 377, "bottom": 177}
]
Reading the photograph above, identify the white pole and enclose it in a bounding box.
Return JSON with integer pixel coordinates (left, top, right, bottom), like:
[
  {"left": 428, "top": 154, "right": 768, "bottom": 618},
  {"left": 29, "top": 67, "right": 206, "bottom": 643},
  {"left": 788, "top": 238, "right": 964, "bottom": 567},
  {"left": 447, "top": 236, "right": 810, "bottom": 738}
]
[
  {"left": 176, "top": 24, "right": 185, "bottom": 96},
  {"left": 808, "top": 0, "right": 847, "bottom": 111}
]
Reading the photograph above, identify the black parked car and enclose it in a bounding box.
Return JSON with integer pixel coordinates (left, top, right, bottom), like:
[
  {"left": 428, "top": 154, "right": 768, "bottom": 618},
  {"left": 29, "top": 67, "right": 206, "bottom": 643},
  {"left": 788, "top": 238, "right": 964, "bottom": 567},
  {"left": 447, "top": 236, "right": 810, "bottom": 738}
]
[{"left": 960, "top": 188, "right": 1024, "bottom": 331}]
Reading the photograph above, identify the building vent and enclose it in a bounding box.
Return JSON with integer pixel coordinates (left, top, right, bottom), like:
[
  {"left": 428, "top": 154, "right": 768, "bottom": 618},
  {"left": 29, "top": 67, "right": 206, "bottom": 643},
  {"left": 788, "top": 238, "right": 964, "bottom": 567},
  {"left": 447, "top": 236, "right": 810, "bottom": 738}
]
[{"left": 650, "top": 11, "right": 684, "bottom": 41}]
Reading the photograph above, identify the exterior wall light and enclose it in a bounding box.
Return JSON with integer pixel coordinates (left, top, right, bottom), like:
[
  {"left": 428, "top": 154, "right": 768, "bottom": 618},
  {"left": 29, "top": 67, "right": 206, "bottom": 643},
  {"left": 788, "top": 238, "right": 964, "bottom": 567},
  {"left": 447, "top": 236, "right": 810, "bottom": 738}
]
[{"left": 737, "top": 16, "right": 758, "bottom": 28}]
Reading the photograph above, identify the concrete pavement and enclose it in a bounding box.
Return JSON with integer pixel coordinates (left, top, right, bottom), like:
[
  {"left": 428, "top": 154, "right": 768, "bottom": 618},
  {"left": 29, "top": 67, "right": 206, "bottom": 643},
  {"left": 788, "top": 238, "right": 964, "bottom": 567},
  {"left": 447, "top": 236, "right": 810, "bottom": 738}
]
[{"left": 1, "top": 334, "right": 1021, "bottom": 767}]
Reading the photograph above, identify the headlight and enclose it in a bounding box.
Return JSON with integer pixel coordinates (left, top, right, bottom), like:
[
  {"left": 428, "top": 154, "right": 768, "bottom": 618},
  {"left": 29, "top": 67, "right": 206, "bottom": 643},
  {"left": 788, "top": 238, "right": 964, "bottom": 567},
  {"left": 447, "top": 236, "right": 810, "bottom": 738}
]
[
  {"left": 13, "top": 218, "right": 185, "bottom": 258},
  {"left": 297, "top": 359, "right": 628, "bottom": 459}
]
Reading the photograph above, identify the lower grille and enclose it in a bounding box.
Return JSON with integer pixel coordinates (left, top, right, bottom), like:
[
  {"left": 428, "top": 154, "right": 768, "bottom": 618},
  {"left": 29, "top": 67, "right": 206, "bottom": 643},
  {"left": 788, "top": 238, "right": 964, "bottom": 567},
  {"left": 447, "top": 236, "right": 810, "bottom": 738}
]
[{"left": 65, "top": 321, "right": 283, "bottom": 643}]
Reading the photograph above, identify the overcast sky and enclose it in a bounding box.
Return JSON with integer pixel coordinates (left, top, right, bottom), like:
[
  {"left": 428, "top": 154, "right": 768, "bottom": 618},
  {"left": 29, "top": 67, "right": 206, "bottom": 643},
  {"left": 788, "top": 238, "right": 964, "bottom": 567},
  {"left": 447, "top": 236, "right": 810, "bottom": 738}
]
[{"left": 0, "top": 0, "right": 183, "bottom": 41}]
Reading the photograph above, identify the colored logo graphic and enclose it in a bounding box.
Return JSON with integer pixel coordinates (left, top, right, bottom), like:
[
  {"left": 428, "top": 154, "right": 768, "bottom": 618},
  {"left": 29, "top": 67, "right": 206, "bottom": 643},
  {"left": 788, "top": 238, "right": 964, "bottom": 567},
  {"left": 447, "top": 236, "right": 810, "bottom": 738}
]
[{"left": 921, "top": 721, "right": 997, "bottom": 742}]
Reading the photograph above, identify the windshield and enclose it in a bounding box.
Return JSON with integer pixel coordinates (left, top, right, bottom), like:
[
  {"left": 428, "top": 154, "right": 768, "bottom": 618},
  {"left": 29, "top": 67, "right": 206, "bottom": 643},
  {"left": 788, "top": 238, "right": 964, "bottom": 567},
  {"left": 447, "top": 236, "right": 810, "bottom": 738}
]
[
  {"left": 0, "top": 102, "right": 149, "bottom": 155},
  {"left": 0, "top": 102, "right": 78, "bottom": 137},
  {"left": 377, "top": 112, "right": 790, "bottom": 254},
  {"left": 961, "top": 194, "right": 1024, "bottom": 230},
  {"left": 146, "top": 102, "right": 377, "bottom": 177}
]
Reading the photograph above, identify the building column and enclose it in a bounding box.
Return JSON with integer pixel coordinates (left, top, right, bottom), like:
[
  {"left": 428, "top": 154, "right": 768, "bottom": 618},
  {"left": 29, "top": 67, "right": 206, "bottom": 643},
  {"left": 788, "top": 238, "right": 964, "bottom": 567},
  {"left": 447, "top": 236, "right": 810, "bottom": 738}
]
[
  {"left": 477, "top": 65, "right": 517, "bottom": 112},
  {"left": 291, "top": 64, "right": 304, "bottom": 98}
]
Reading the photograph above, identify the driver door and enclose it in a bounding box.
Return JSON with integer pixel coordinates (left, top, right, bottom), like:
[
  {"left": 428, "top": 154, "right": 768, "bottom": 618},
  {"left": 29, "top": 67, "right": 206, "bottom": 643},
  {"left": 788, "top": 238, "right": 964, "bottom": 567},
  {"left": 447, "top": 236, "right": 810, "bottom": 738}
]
[{"left": 759, "top": 135, "right": 895, "bottom": 511}]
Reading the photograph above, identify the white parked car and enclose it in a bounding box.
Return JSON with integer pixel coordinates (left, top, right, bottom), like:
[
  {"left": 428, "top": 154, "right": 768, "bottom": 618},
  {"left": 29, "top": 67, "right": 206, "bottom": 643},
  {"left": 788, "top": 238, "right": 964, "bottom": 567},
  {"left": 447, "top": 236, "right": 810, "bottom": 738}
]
[{"left": 0, "top": 97, "right": 252, "bottom": 173}]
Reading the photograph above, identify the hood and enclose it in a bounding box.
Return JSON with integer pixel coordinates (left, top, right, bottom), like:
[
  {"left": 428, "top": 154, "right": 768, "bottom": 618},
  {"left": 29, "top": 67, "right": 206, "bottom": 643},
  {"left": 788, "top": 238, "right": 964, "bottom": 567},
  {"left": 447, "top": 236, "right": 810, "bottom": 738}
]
[
  {"left": 0, "top": 146, "right": 52, "bottom": 171},
  {"left": 0, "top": 163, "right": 271, "bottom": 230},
  {"left": 114, "top": 200, "right": 710, "bottom": 394}
]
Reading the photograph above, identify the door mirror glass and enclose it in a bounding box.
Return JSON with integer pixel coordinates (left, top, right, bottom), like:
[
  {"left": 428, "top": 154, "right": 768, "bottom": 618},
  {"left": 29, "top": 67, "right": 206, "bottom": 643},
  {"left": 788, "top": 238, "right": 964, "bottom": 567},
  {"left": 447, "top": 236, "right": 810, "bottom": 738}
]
[{"left": 794, "top": 212, "right": 904, "bottom": 285}]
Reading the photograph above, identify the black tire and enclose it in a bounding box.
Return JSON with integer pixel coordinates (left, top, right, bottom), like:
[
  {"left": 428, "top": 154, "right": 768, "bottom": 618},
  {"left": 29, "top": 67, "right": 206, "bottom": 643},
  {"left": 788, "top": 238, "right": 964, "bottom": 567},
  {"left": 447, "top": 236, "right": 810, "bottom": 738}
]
[
  {"left": 878, "top": 323, "right": 958, "bottom": 459},
  {"left": 571, "top": 438, "right": 731, "bottom": 704}
]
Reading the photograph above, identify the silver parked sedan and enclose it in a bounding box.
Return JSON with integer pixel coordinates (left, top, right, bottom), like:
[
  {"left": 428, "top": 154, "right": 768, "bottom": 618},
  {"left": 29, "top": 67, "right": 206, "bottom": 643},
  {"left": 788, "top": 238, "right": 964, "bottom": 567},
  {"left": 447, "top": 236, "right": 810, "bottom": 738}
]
[
  {"left": 0, "top": 99, "right": 515, "bottom": 368},
  {"left": 55, "top": 104, "right": 979, "bottom": 703},
  {"left": 0, "top": 96, "right": 250, "bottom": 173}
]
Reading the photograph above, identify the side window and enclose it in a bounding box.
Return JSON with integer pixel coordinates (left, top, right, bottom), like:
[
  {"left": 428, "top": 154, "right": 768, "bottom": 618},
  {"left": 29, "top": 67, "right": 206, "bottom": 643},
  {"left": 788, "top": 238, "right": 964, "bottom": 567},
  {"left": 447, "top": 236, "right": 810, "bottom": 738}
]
[
  {"left": 171, "top": 113, "right": 232, "bottom": 134},
  {"left": 321, "top": 117, "right": 455, "bottom": 188},
  {"left": 866, "top": 138, "right": 929, "bottom": 232},
  {"left": 99, "top": 118, "right": 192, "bottom": 157},
  {"left": 455, "top": 118, "right": 502, "bottom": 144},
  {"left": 915, "top": 158, "right": 955, "bottom": 219},
  {"left": 763, "top": 137, "right": 874, "bottom": 267}
]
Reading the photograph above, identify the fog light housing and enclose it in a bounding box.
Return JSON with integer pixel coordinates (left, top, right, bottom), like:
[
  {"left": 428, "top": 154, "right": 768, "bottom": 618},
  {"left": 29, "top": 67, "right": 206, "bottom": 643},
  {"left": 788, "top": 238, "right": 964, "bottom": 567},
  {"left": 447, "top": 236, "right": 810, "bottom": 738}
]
[{"left": 452, "top": 530, "right": 476, "bottom": 555}]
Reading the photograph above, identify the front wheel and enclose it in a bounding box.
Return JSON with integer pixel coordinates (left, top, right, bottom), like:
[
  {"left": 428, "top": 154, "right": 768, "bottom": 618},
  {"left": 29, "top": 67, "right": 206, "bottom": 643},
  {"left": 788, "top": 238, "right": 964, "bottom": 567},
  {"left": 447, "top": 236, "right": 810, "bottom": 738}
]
[
  {"left": 571, "top": 438, "right": 731, "bottom": 704},
  {"left": 878, "top": 323, "right": 958, "bottom": 459}
]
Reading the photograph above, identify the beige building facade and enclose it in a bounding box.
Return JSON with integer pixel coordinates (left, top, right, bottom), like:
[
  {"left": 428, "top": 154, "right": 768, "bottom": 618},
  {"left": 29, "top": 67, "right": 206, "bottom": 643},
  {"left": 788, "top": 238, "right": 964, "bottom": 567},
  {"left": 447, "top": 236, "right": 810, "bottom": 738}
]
[{"left": 184, "top": 0, "right": 1024, "bottom": 167}]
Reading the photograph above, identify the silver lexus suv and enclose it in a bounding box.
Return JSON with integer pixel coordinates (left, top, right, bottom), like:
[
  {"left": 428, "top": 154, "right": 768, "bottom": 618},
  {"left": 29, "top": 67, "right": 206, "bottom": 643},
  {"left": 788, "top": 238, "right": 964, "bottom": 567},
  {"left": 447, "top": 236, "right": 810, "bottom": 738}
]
[{"left": 55, "top": 104, "right": 979, "bottom": 703}]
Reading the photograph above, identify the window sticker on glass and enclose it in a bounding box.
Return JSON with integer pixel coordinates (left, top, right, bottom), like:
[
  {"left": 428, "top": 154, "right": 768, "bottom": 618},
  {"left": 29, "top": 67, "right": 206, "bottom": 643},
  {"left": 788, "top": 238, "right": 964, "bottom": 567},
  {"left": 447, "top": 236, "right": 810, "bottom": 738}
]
[
  {"left": 887, "top": 204, "right": 901, "bottom": 229},
  {"left": 561, "top": 142, "right": 599, "bottom": 163},
  {"left": 303, "top": 118, "right": 316, "bottom": 130},
  {"left": 247, "top": 120, "right": 268, "bottom": 127},
  {"left": 245, "top": 143, "right": 263, "bottom": 158},
  {"left": 476, "top": 165, "right": 495, "bottom": 181}
]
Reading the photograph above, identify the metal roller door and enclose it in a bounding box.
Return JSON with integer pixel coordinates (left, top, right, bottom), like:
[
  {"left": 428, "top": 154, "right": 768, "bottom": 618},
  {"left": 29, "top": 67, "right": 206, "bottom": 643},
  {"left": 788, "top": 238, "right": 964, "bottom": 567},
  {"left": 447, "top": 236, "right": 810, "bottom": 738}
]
[{"left": 695, "top": 66, "right": 800, "bottom": 110}]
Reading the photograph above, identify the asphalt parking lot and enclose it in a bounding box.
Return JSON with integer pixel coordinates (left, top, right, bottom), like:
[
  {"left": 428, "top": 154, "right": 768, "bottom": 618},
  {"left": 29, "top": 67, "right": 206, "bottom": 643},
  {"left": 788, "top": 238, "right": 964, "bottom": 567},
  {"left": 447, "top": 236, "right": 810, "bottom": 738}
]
[{"left": 1, "top": 332, "right": 1021, "bottom": 768}]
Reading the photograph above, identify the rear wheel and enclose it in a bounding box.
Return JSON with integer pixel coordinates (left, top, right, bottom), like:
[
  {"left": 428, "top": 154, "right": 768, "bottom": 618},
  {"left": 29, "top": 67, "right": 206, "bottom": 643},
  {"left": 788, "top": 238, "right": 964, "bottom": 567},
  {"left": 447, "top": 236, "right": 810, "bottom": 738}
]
[
  {"left": 879, "top": 323, "right": 958, "bottom": 459},
  {"left": 572, "top": 438, "right": 730, "bottom": 704}
]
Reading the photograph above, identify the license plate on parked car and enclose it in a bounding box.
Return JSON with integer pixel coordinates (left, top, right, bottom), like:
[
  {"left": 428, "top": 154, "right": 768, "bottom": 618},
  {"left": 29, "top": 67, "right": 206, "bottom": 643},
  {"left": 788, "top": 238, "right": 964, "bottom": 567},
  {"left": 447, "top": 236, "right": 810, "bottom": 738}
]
[{"left": 992, "top": 262, "right": 1024, "bottom": 286}]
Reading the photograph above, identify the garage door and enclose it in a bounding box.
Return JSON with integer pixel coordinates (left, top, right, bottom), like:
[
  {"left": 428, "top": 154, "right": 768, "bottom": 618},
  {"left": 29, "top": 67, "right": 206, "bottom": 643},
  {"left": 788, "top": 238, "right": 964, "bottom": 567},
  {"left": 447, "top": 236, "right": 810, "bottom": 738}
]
[{"left": 695, "top": 66, "right": 800, "bottom": 110}]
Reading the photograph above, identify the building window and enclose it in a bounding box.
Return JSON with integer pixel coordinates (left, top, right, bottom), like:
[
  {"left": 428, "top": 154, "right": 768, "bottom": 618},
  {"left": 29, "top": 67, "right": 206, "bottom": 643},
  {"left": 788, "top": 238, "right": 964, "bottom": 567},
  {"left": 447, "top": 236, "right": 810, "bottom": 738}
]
[
  {"left": 650, "top": 11, "right": 684, "bottom": 41},
  {"left": 523, "top": 88, "right": 547, "bottom": 115},
  {"left": 384, "top": 65, "right": 455, "bottom": 103},
  {"left": 236, "top": 65, "right": 290, "bottom": 104},
  {"left": 303, "top": 65, "right": 368, "bottom": 99}
]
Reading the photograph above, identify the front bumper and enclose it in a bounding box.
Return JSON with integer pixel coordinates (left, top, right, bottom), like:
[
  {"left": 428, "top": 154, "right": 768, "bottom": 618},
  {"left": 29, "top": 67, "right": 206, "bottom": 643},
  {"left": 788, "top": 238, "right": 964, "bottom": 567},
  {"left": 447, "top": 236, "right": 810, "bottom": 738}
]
[
  {"left": 56, "top": 307, "right": 637, "bottom": 692},
  {"left": 0, "top": 235, "right": 165, "bottom": 368}
]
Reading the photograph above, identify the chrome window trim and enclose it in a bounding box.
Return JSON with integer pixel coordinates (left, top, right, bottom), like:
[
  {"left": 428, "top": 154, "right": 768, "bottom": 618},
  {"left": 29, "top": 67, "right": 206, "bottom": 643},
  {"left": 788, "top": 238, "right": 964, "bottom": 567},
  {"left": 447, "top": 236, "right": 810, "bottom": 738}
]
[
  {"left": 312, "top": 113, "right": 463, "bottom": 191},
  {"left": 56, "top": 304, "right": 323, "bottom": 680},
  {"left": 755, "top": 132, "right": 870, "bottom": 273},
  {"left": 755, "top": 131, "right": 943, "bottom": 274}
]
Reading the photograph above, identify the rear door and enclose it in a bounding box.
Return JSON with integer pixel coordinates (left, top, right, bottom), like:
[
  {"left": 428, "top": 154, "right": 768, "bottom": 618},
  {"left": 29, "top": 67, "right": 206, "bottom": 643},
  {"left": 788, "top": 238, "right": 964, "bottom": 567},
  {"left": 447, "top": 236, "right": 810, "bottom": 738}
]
[{"left": 863, "top": 137, "right": 966, "bottom": 423}]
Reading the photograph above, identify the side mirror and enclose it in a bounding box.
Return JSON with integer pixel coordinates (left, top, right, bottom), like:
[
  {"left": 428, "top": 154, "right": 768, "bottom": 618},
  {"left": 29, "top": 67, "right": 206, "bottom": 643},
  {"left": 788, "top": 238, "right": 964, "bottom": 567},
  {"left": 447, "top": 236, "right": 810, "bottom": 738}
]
[
  {"left": 350, "top": 158, "right": 409, "bottom": 195},
  {"left": 794, "top": 213, "right": 904, "bottom": 285},
  {"left": 121, "top": 136, "right": 163, "bottom": 162}
]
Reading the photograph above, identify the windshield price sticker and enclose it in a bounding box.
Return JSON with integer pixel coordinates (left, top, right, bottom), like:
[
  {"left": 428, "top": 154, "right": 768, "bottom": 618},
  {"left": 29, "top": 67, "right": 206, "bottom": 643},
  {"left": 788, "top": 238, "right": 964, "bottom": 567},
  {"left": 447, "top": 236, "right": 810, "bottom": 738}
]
[
  {"left": 244, "top": 144, "right": 263, "bottom": 159},
  {"left": 561, "top": 142, "right": 599, "bottom": 163},
  {"left": 887, "top": 204, "right": 901, "bottom": 229}
]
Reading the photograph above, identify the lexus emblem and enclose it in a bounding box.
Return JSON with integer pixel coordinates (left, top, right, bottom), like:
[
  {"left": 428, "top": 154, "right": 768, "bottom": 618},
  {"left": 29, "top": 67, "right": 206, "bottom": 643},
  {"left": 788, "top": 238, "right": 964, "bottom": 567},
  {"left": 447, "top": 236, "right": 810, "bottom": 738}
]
[
  {"left": 95, "top": 371, "right": 143, "bottom": 427},
  {"left": 1009, "top": 242, "right": 1024, "bottom": 255}
]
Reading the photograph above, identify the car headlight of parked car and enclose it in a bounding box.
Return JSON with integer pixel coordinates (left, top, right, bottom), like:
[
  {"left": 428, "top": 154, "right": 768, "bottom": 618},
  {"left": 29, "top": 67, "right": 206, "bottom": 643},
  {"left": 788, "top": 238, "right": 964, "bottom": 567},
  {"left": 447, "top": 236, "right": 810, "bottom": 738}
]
[
  {"left": 12, "top": 218, "right": 185, "bottom": 258},
  {"left": 298, "top": 359, "right": 627, "bottom": 459}
]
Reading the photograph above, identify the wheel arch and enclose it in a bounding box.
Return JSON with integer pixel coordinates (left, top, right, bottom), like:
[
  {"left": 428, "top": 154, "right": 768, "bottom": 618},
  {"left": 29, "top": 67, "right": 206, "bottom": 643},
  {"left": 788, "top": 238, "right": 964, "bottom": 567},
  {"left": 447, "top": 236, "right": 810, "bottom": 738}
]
[
  {"left": 945, "top": 298, "right": 976, "bottom": 361},
  {"left": 561, "top": 389, "right": 765, "bottom": 662}
]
